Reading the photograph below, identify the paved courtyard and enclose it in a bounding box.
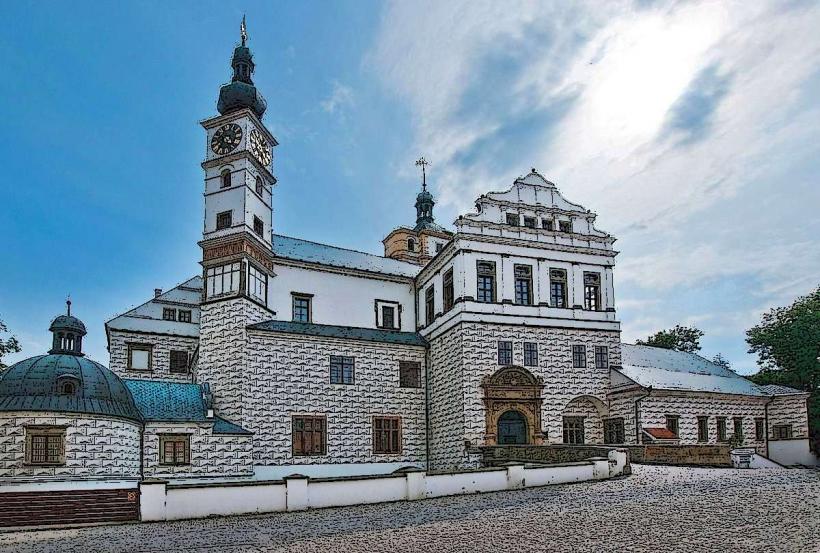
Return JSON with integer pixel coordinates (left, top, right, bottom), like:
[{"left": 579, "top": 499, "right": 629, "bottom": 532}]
[{"left": 1, "top": 465, "right": 818, "bottom": 553}]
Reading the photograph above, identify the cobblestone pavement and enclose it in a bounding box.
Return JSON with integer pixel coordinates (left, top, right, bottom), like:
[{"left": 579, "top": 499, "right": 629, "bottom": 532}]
[{"left": 1, "top": 465, "right": 819, "bottom": 553}]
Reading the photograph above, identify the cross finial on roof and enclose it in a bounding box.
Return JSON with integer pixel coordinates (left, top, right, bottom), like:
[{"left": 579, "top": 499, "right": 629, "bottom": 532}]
[
  {"left": 240, "top": 15, "right": 248, "bottom": 46},
  {"left": 415, "top": 157, "right": 429, "bottom": 192},
  {"left": 66, "top": 296, "right": 72, "bottom": 317}
]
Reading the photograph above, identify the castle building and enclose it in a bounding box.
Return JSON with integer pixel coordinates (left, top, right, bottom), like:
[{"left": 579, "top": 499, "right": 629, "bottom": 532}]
[{"left": 0, "top": 23, "right": 814, "bottom": 498}]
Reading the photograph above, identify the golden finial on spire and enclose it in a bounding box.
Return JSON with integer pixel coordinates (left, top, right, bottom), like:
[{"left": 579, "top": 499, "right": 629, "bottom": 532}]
[{"left": 240, "top": 15, "right": 248, "bottom": 46}]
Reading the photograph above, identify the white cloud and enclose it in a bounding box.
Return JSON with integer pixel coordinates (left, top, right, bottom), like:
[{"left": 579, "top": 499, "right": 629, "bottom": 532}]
[
  {"left": 320, "top": 81, "right": 355, "bottom": 114},
  {"left": 369, "top": 0, "right": 820, "bottom": 366}
]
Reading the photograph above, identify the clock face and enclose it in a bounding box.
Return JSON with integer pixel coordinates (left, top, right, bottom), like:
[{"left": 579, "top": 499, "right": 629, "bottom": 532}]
[
  {"left": 210, "top": 123, "right": 243, "bottom": 156},
  {"left": 248, "top": 129, "right": 272, "bottom": 167}
]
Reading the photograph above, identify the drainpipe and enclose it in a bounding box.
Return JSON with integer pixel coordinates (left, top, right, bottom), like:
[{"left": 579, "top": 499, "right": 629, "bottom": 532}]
[
  {"left": 764, "top": 394, "right": 775, "bottom": 458},
  {"left": 424, "top": 343, "right": 431, "bottom": 472},
  {"left": 634, "top": 386, "right": 652, "bottom": 444},
  {"left": 139, "top": 420, "right": 145, "bottom": 481}
]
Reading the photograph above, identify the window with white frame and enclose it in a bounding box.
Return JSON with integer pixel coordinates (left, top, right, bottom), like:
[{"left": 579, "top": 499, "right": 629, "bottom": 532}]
[
  {"left": 248, "top": 264, "right": 267, "bottom": 304},
  {"left": 206, "top": 262, "right": 241, "bottom": 298}
]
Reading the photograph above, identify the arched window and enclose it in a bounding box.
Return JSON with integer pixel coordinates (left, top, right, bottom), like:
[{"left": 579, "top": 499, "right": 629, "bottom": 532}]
[
  {"left": 255, "top": 176, "right": 263, "bottom": 196},
  {"left": 407, "top": 238, "right": 415, "bottom": 252},
  {"left": 221, "top": 169, "right": 231, "bottom": 189},
  {"left": 60, "top": 381, "right": 76, "bottom": 395}
]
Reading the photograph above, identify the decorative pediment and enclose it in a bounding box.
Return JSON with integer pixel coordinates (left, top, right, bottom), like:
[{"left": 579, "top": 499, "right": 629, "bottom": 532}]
[{"left": 481, "top": 366, "right": 543, "bottom": 389}]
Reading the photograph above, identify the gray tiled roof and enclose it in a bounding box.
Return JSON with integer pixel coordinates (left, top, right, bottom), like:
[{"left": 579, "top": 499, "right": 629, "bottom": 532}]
[
  {"left": 247, "top": 320, "right": 427, "bottom": 346},
  {"left": 272, "top": 234, "right": 420, "bottom": 278},
  {"left": 757, "top": 384, "right": 808, "bottom": 396},
  {"left": 616, "top": 344, "right": 767, "bottom": 396}
]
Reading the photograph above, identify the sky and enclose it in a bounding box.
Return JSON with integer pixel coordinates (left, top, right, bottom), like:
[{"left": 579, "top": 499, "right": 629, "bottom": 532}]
[{"left": 1, "top": 0, "right": 818, "bottom": 373}]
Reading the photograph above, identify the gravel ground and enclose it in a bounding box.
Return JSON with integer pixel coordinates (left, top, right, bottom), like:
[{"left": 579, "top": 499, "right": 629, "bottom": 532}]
[{"left": 1, "top": 465, "right": 818, "bottom": 553}]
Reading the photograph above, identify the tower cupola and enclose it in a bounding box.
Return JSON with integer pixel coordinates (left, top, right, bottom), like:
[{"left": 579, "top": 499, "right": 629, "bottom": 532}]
[
  {"left": 217, "top": 17, "right": 267, "bottom": 118},
  {"left": 48, "top": 300, "right": 87, "bottom": 356}
]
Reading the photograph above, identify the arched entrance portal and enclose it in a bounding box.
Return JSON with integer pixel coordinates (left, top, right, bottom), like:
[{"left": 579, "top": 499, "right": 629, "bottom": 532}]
[
  {"left": 497, "top": 410, "right": 528, "bottom": 444},
  {"left": 481, "top": 366, "right": 544, "bottom": 446}
]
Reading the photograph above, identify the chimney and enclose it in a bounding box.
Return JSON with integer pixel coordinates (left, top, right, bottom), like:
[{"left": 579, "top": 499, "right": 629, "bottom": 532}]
[{"left": 154, "top": 288, "right": 162, "bottom": 298}]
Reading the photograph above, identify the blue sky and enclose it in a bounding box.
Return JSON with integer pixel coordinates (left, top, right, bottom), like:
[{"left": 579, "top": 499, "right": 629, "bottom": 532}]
[{"left": 1, "top": 1, "right": 819, "bottom": 373}]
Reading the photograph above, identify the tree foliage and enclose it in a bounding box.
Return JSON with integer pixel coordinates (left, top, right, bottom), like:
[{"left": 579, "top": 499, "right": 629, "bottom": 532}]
[
  {"left": 747, "top": 286, "right": 820, "bottom": 449},
  {"left": 636, "top": 325, "right": 704, "bottom": 353},
  {"left": 712, "top": 353, "right": 731, "bottom": 369},
  {"left": 0, "top": 317, "right": 21, "bottom": 369}
]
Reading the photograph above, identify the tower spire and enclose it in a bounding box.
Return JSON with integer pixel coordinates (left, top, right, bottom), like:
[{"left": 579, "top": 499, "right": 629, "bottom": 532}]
[
  {"left": 415, "top": 157, "right": 429, "bottom": 192},
  {"left": 413, "top": 157, "right": 436, "bottom": 230},
  {"left": 240, "top": 15, "right": 247, "bottom": 46}
]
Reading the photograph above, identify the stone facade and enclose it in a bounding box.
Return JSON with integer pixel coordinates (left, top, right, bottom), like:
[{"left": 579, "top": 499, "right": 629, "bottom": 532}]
[
  {"left": 243, "top": 330, "right": 427, "bottom": 465},
  {"left": 0, "top": 412, "right": 140, "bottom": 480},
  {"left": 768, "top": 396, "right": 810, "bottom": 439},
  {"left": 142, "top": 422, "right": 253, "bottom": 479},
  {"left": 108, "top": 329, "right": 199, "bottom": 383},
  {"left": 197, "top": 298, "right": 270, "bottom": 425},
  {"left": 427, "top": 321, "right": 621, "bottom": 470}
]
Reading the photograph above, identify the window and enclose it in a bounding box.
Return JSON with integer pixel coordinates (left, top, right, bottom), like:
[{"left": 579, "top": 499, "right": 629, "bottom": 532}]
[
  {"left": 755, "top": 418, "right": 764, "bottom": 442},
  {"left": 572, "top": 345, "right": 587, "bottom": 368},
  {"left": 169, "top": 350, "right": 189, "bottom": 374},
  {"left": 407, "top": 238, "right": 416, "bottom": 252},
  {"left": 373, "top": 416, "right": 402, "bottom": 454},
  {"left": 425, "top": 285, "right": 435, "bottom": 324},
  {"left": 330, "top": 355, "right": 355, "bottom": 385},
  {"left": 216, "top": 210, "right": 232, "bottom": 230},
  {"left": 178, "top": 310, "right": 192, "bottom": 323},
  {"left": 698, "top": 416, "right": 709, "bottom": 442},
  {"left": 733, "top": 417, "right": 743, "bottom": 441},
  {"left": 476, "top": 261, "right": 496, "bottom": 303},
  {"left": 127, "top": 343, "right": 152, "bottom": 371},
  {"left": 26, "top": 427, "right": 65, "bottom": 465},
  {"left": 604, "top": 418, "right": 625, "bottom": 444},
  {"left": 549, "top": 269, "right": 567, "bottom": 308},
  {"left": 563, "top": 417, "right": 585, "bottom": 444},
  {"left": 248, "top": 264, "right": 267, "bottom": 304},
  {"left": 160, "top": 435, "right": 190, "bottom": 465},
  {"left": 506, "top": 213, "right": 519, "bottom": 226},
  {"left": 717, "top": 417, "right": 727, "bottom": 441},
  {"left": 666, "top": 415, "right": 680, "bottom": 437},
  {"left": 523, "top": 342, "right": 538, "bottom": 367},
  {"left": 59, "top": 380, "right": 76, "bottom": 395},
  {"left": 594, "top": 346, "right": 609, "bottom": 370},
  {"left": 292, "top": 416, "right": 326, "bottom": 456},
  {"left": 583, "top": 272, "right": 601, "bottom": 311},
  {"left": 542, "top": 219, "right": 554, "bottom": 231},
  {"left": 523, "top": 216, "right": 536, "bottom": 229},
  {"left": 514, "top": 264, "right": 533, "bottom": 305},
  {"left": 435, "top": 242, "right": 444, "bottom": 253},
  {"left": 162, "top": 308, "right": 176, "bottom": 321},
  {"left": 220, "top": 169, "right": 231, "bottom": 189},
  {"left": 292, "top": 293, "right": 312, "bottom": 323},
  {"left": 253, "top": 216, "right": 264, "bottom": 237},
  {"left": 206, "top": 262, "right": 240, "bottom": 298},
  {"left": 399, "top": 361, "right": 421, "bottom": 388},
  {"left": 498, "top": 341, "right": 513, "bottom": 365},
  {"left": 773, "top": 424, "right": 792, "bottom": 439},
  {"left": 443, "top": 268, "right": 454, "bottom": 312},
  {"left": 559, "top": 220, "right": 572, "bottom": 232},
  {"left": 381, "top": 305, "right": 396, "bottom": 329},
  {"left": 255, "top": 175, "right": 263, "bottom": 196}
]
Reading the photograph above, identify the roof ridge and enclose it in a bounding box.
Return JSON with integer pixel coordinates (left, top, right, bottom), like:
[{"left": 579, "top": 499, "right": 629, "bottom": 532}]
[{"left": 273, "top": 233, "right": 416, "bottom": 266}]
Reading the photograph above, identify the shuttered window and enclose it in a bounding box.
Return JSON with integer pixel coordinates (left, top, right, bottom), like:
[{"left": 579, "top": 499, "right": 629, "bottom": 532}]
[
  {"left": 159, "top": 435, "right": 190, "bottom": 465},
  {"left": 373, "top": 417, "right": 401, "bottom": 454},
  {"left": 293, "top": 416, "right": 326, "bottom": 456}
]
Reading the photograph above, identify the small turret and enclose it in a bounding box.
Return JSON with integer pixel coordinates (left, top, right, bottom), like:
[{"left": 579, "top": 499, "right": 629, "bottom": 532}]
[
  {"left": 217, "top": 16, "right": 267, "bottom": 118},
  {"left": 48, "top": 300, "right": 87, "bottom": 356}
]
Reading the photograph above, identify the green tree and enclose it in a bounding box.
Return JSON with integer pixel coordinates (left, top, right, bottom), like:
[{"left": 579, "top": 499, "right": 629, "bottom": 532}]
[
  {"left": 747, "top": 286, "right": 820, "bottom": 449},
  {"left": 712, "top": 353, "right": 731, "bottom": 369},
  {"left": 0, "top": 317, "right": 21, "bottom": 369},
  {"left": 636, "top": 325, "right": 704, "bottom": 353}
]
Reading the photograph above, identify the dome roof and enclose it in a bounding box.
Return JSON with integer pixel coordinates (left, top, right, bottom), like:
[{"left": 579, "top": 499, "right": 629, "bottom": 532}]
[
  {"left": 0, "top": 354, "right": 141, "bottom": 421},
  {"left": 49, "top": 314, "right": 86, "bottom": 336},
  {"left": 218, "top": 80, "right": 267, "bottom": 118}
]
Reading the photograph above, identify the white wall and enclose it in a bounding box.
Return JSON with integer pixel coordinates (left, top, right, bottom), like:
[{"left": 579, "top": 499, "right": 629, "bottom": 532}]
[
  {"left": 268, "top": 264, "right": 416, "bottom": 331},
  {"left": 768, "top": 439, "right": 819, "bottom": 466}
]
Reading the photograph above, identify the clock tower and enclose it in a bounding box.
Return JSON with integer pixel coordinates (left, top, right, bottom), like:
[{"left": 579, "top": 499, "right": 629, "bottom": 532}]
[{"left": 197, "top": 19, "right": 277, "bottom": 426}]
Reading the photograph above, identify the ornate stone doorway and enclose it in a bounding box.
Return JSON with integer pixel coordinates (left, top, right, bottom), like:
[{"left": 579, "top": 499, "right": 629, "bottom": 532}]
[{"left": 481, "top": 366, "right": 544, "bottom": 446}]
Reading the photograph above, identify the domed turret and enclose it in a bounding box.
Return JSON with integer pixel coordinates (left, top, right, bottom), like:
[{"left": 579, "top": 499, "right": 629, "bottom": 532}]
[
  {"left": 217, "top": 17, "right": 267, "bottom": 118},
  {"left": 48, "top": 300, "right": 86, "bottom": 356},
  {"left": 0, "top": 304, "right": 142, "bottom": 421}
]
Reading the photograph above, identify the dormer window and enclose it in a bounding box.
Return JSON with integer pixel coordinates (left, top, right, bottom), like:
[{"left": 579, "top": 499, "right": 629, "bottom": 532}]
[
  {"left": 56, "top": 375, "right": 80, "bottom": 395},
  {"left": 60, "top": 381, "right": 76, "bottom": 395},
  {"left": 407, "top": 238, "right": 416, "bottom": 252},
  {"left": 559, "top": 220, "right": 572, "bottom": 233},
  {"left": 506, "top": 213, "right": 519, "bottom": 226},
  {"left": 542, "top": 219, "right": 554, "bottom": 231},
  {"left": 523, "top": 216, "right": 536, "bottom": 229}
]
